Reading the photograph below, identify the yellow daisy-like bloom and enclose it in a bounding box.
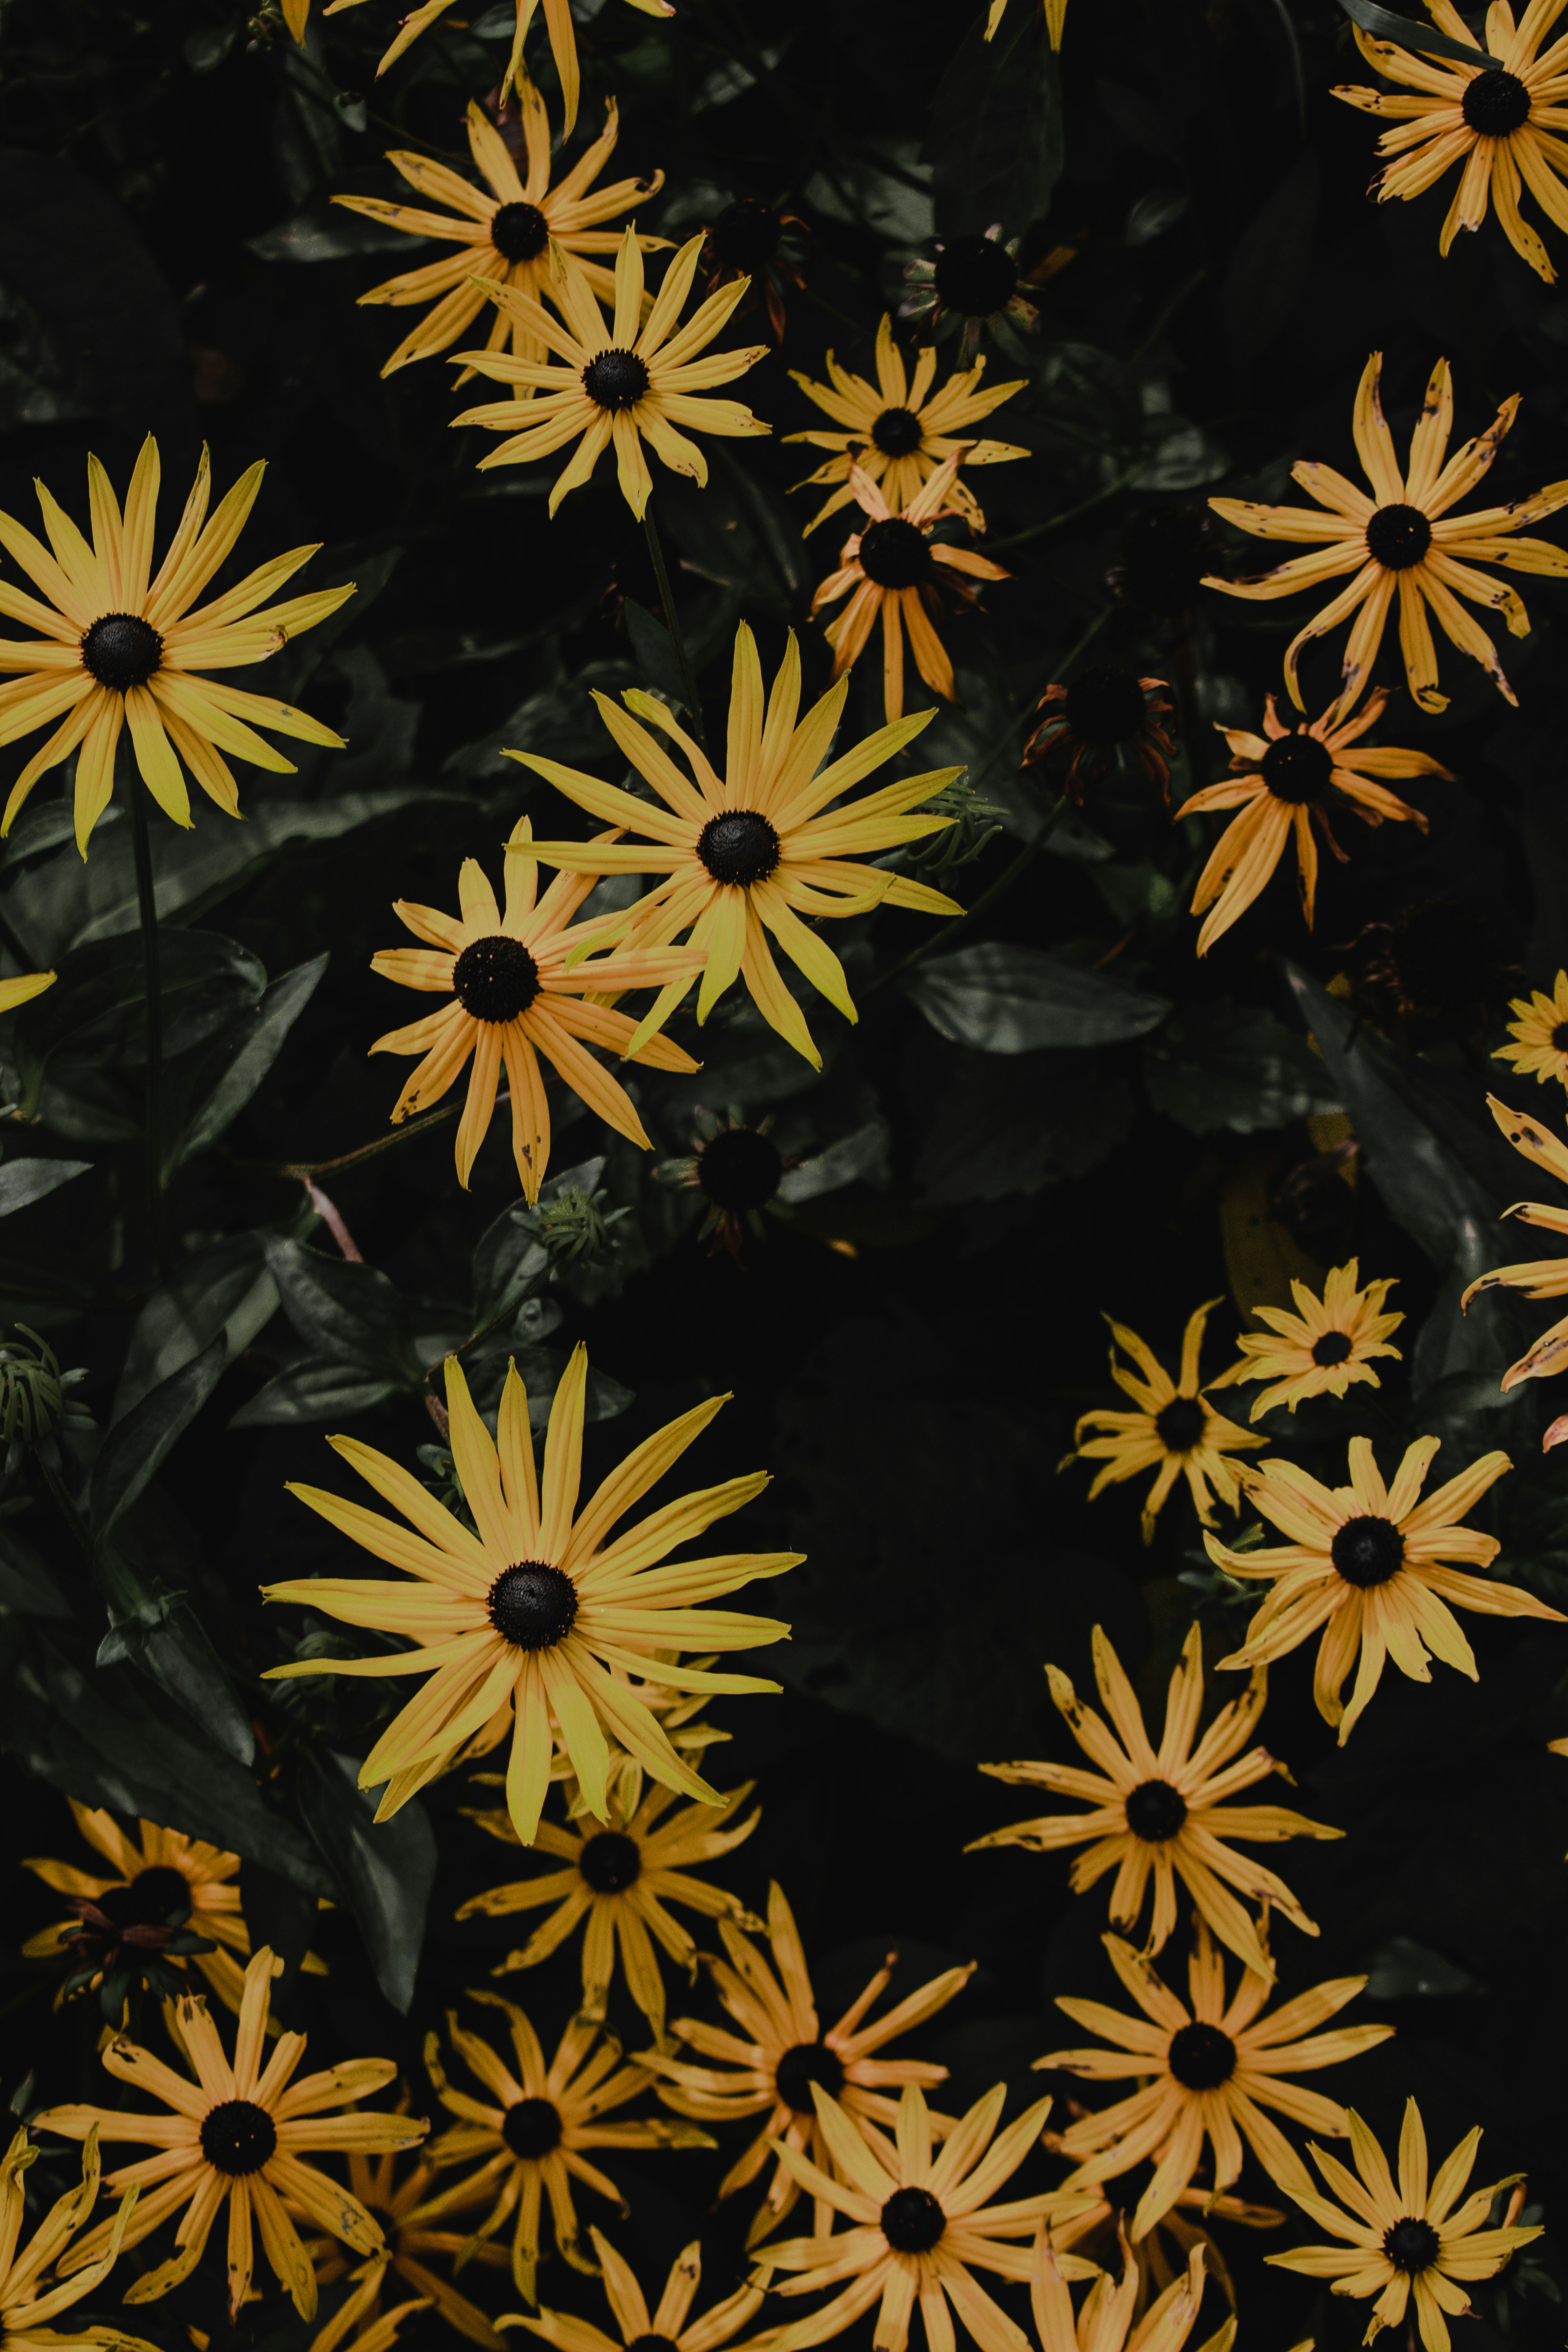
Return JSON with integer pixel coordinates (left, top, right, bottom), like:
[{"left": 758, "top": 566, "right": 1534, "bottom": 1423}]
[
  {"left": 456, "top": 1779, "right": 762, "bottom": 2043},
  {"left": 0, "top": 969, "right": 53, "bottom": 1014},
  {"left": 34, "top": 1945, "right": 427, "bottom": 2320},
  {"left": 1178, "top": 690, "right": 1445, "bottom": 955},
  {"left": 968, "top": 1624, "right": 1339, "bottom": 1983},
  {"left": 515, "top": 621, "right": 964, "bottom": 1070},
  {"left": 1203, "top": 352, "right": 1568, "bottom": 713},
  {"left": 1334, "top": 2, "right": 1568, "bottom": 285},
  {"left": 1039, "top": 1921, "right": 1393, "bottom": 2241},
  {"left": 1494, "top": 969, "right": 1568, "bottom": 1087},
  {"left": 512, "top": 2225, "right": 774, "bottom": 2352},
  {"left": 810, "top": 457, "right": 1010, "bottom": 724},
  {"left": 305, "top": 2134, "right": 512, "bottom": 2351},
  {"left": 1215, "top": 1261, "right": 1404, "bottom": 1420},
  {"left": 986, "top": 0, "right": 1069, "bottom": 43},
  {"left": 762, "top": 2080, "right": 1098, "bottom": 2352},
  {"left": 1064, "top": 1301, "right": 1264, "bottom": 1545},
  {"left": 0, "top": 2122, "right": 156, "bottom": 2352},
  {"left": 1030, "top": 2228, "right": 1232, "bottom": 2352},
  {"left": 786, "top": 315, "right": 1027, "bottom": 537},
  {"left": 642, "top": 1879, "right": 974, "bottom": 2249},
  {"left": 1461, "top": 1092, "right": 1568, "bottom": 1383},
  {"left": 452, "top": 230, "right": 768, "bottom": 520},
  {"left": 424, "top": 1993, "right": 710, "bottom": 2301},
  {"left": 0, "top": 437, "right": 351, "bottom": 855},
  {"left": 369, "top": 818, "right": 702, "bottom": 1200},
  {"left": 1206, "top": 1436, "right": 1564, "bottom": 1741},
  {"left": 262, "top": 1347, "right": 797, "bottom": 1845},
  {"left": 1266, "top": 2099, "right": 1542, "bottom": 2352},
  {"left": 334, "top": 88, "right": 665, "bottom": 379}
]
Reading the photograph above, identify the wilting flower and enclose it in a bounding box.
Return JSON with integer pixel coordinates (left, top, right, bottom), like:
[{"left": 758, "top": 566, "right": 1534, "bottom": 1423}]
[
  {"left": 305, "top": 2134, "right": 508, "bottom": 2350},
  {"left": 514, "top": 2226, "right": 774, "bottom": 2352},
  {"left": 1216, "top": 1262, "right": 1403, "bottom": 1419},
  {"left": 901, "top": 227, "right": 1075, "bottom": 360},
  {"left": 702, "top": 196, "right": 810, "bottom": 341},
  {"left": 1029, "top": 2230, "right": 1232, "bottom": 2352},
  {"left": 1204, "top": 352, "right": 1568, "bottom": 712},
  {"left": 1022, "top": 669, "right": 1176, "bottom": 804},
  {"left": 969, "top": 1624, "right": 1339, "bottom": 1981},
  {"left": 1463, "top": 1092, "right": 1568, "bottom": 1384},
  {"left": 660, "top": 1111, "right": 800, "bottom": 1258},
  {"left": 1494, "top": 969, "right": 1568, "bottom": 1089},
  {"left": 1064, "top": 1301, "right": 1264, "bottom": 1544},
  {"left": 0, "top": 2122, "right": 157, "bottom": 2352}
]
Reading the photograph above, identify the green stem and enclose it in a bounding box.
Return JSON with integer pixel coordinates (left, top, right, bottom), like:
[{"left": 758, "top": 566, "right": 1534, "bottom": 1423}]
[
  {"left": 642, "top": 506, "right": 709, "bottom": 753},
  {"left": 127, "top": 777, "right": 163, "bottom": 1270}
]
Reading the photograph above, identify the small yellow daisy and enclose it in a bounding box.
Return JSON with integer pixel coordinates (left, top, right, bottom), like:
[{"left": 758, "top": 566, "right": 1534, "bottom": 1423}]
[
  {"left": 1494, "top": 969, "right": 1568, "bottom": 1089},
  {"left": 1216, "top": 1261, "right": 1404, "bottom": 1419}
]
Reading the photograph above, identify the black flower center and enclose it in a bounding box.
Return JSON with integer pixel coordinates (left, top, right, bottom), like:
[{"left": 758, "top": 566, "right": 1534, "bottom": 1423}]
[
  {"left": 1365, "top": 504, "right": 1432, "bottom": 571},
  {"left": 627, "top": 2339, "right": 681, "bottom": 2352},
  {"left": 490, "top": 201, "right": 550, "bottom": 263},
  {"left": 1311, "top": 1330, "right": 1354, "bottom": 1367},
  {"left": 1461, "top": 67, "right": 1532, "bottom": 134},
  {"left": 1124, "top": 1779, "right": 1188, "bottom": 1842},
  {"left": 1384, "top": 2217, "right": 1441, "bottom": 2272},
  {"left": 1167, "top": 2021, "right": 1237, "bottom": 2091},
  {"left": 582, "top": 348, "right": 650, "bottom": 411},
  {"left": 1155, "top": 1396, "right": 1206, "bottom": 1454},
  {"left": 1330, "top": 1514, "right": 1405, "bottom": 1589},
  {"left": 502, "top": 2096, "right": 563, "bottom": 2159},
  {"left": 880, "top": 2185, "right": 947, "bottom": 2254},
  {"left": 933, "top": 233, "right": 1017, "bottom": 318},
  {"left": 699, "top": 1125, "right": 783, "bottom": 1212},
  {"left": 872, "top": 405, "right": 924, "bottom": 457},
  {"left": 200, "top": 2099, "right": 278, "bottom": 2177},
  {"left": 1260, "top": 731, "right": 1334, "bottom": 804},
  {"left": 81, "top": 613, "right": 163, "bottom": 691},
  {"left": 488, "top": 1562, "right": 579, "bottom": 1650},
  {"left": 856, "top": 517, "right": 933, "bottom": 590},
  {"left": 775, "top": 2040, "right": 846, "bottom": 2113},
  {"left": 1062, "top": 667, "right": 1149, "bottom": 747},
  {"left": 453, "top": 935, "right": 542, "bottom": 1023},
  {"left": 579, "top": 1830, "right": 642, "bottom": 1894},
  {"left": 697, "top": 810, "right": 780, "bottom": 887},
  {"left": 98, "top": 1866, "right": 193, "bottom": 1931},
  {"left": 1555, "top": 1022, "right": 1568, "bottom": 1053},
  {"left": 708, "top": 198, "right": 781, "bottom": 272}
]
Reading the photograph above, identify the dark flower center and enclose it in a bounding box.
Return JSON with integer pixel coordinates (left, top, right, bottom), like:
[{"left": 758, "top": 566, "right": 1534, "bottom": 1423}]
[
  {"left": 880, "top": 2185, "right": 947, "bottom": 2254},
  {"left": 502, "top": 2096, "right": 563, "bottom": 2159},
  {"left": 775, "top": 2039, "right": 845, "bottom": 2113},
  {"left": 1554, "top": 1023, "right": 1568, "bottom": 1053},
  {"left": 490, "top": 200, "right": 550, "bottom": 263},
  {"left": 627, "top": 2339, "right": 681, "bottom": 2352},
  {"left": 872, "top": 405, "right": 924, "bottom": 457},
  {"left": 1461, "top": 67, "right": 1532, "bottom": 135},
  {"left": 1167, "top": 2021, "right": 1237, "bottom": 2091},
  {"left": 200, "top": 2099, "right": 278, "bottom": 2177},
  {"left": 1311, "top": 1330, "right": 1354, "bottom": 1367},
  {"left": 697, "top": 810, "right": 780, "bottom": 887},
  {"left": 699, "top": 1125, "right": 783, "bottom": 1212},
  {"left": 453, "top": 935, "right": 541, "bottom": 1024},
  {"left": 1385, "top": 2216, "right": 1441, "bottom": 2272},
  {"left": 1365, "top": 504, "right": 1432, "bottom": 570},
  {"left": 1155, "top": 1396, "right": 1206, "bottom": 1453},
  {"left": 933, "top": 233, "right": 1017, "bottom": 318},
  {"left": 1124, "top": 1779, "right": 1188, "bottom": 1842},
  {"left": 1260, "top": 731, "right": 1334, "bottom": 804},
  {"left": 579, "top": 1830, "right": 642, "bottom": 1894},
  {"left": 98, "top": 1866, "right": 193, "bottom": 1931},
  {"left": 488, "top": 1562, "right": 579, "bottom": 1650},
  {"left": 708, "top": 198, "right": 781, "bottom": 272},
  {"left": 1330, "top": 1514, "right": 1405, "bottom": 1588},
  {"left": 856, "top": 516, "right": 933, "bottom": 590},
  {"left": 81, "top": 613, "right": 163, "bottom": 691},
  {"left": 582, "top": 348, "right": 650, "bottom": 411},
  {"left": 1062, "top": 667, "right": 1149, "bottom": 747}
]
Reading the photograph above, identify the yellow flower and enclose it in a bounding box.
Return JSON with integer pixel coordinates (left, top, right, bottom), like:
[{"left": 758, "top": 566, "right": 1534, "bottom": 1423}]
[
  {"left": 1029, "top": 2229, "right": 1233, "bottom": 2352},
  {"left": 1494, "top": 969, "right": 1568, "bottom": 1088},
  {"left": 334, "top": 87, "right": 665, "bottom": 379},
  {"left": 0, "top": 437, "right": 351, "bottom": 853},
  {"left": 968, "top": 1624, "right": 1339, "bottom": 1982},
  {"left": 810, "top": 457, "right": 1010, "bottom": 724},
  {"left": 452, "top": 230, "right": 768, "bottom": 520},
  {"left": 34, "top": 1945, "right": 426, "bottom": 2319},
  {"left": 1333, "top": 1, "right": 1568, "bottom": 283},
  {"left": 369, "top": 818, "right": 702, "bottom": 1200},
  {"left": 304, "top": 2132, "right": 510, "bottom": 2351},
  {"left": 1215, "top": 1260, "right": 1404, "bottom": 1419},
  {"left": 1267, "top": 2099, "right": 1542, "bottom": 2352},
  {"left": 1064, "top": 1301, "right": 1264, "bottom": 1544},
  {"left": 1203, "top": 352, "right": 1568, "bottom": 713},
  {"left": 1039, "top": 1920, "right": 1393, "bottom": 2240},
  {"left": 641, "top": 1879, "right": 974, "bottom": 2248},
  {"left": 262, "top": 1347, "right": 797, "bottom": 1845},
  {"left": 0, "top": 2121, "right": 156, "bottom": 2352},
  {"left": 456, "top": 1779, "right": 762, "bottom": 2043},
  {"left": 512, "top": 2226, "right": 774, "bottom": 2352},
  {"left": 515, "top": 621, "right": 964, "bottom": 1069},
  {"left": 1462, "top": 1092, "right": 1568, "bottom": 1382},
  {"left": 986, "top": 0, "right": 1069, "bottom": 43},
  {"left": 1178, "top": 690, "right": 1444, "bottom": 955},
  {"left": 786, "top": 315, "right": 1027, "bottom": 536},
  {"left": 1206, "top": 1436, "right": 1563, "bottom": 1740},
  {"left": 0, "top": 970, "right": 53, "bottom": 1014}
]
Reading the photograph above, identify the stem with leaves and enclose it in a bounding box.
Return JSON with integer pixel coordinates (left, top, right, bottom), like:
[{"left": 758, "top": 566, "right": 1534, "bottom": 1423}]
[
  {"left": 642, "top": 505, "right": 709, "bottom": 753},
  {"left": 127, "top": 777, "right": 163, "bottom": 1270}
]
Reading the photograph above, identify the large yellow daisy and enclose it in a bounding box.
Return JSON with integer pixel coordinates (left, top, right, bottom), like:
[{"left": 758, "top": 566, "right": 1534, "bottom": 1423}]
[{"left": 1030, "top": 2230, "right": 1232, "bottom": 2352}]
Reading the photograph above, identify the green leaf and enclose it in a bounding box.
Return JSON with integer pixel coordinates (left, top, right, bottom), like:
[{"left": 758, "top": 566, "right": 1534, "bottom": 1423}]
[
  {"left": 96, "top": 1579, "right": 255, "bottom": 1767},
  {"left": 262, "top": 1238, "right": 425, "bottom": 1379},
  {"left": 164, "top": 953, "right": 330, "bottom": 1174},
  {"left": 777, "top": 1118, "right": 891, "bottom": 1205},
  {"left": 298, "top": 1748, "right": 436, "bottom": 2013},
  {"left": 1335, "top": 0, "right": 1503, "bottom": 68},
  {"left": 0, "top": 1519, "right": 69, "bottom": 1616},
  {"left": 622, "top": 601, "right": 693, "bottom": 718},
  {"left": 1222, "top": 151, "right": 1320, "bottom": 380},
  {"left": 114, "top": 1234, "right": 281, "bottom": 1423},
  {"left": 904, "top": 944, "right": 1171, "bottom": 1053},
  {"left": 90, "top": 1335, "right": 228, "bottom": 1546},
  {"left": 1143, "top": 999, "right": 1342, "bottom": 1134},
  {"left": 916, "top": 1053, "right": 1132, "bottom": 1203},
  {"left": 1361, "top": 1935, "right": 1479, "bottom": 1998},
  {"left": 927, "top": 5, "right": 1064, "bottom": 232},
  {"left": 0, "top": 1156, "right": 90, "bottom": 1216},
  {"left": 229, "top": 1362, "right": 406, "bottom": 1428}
]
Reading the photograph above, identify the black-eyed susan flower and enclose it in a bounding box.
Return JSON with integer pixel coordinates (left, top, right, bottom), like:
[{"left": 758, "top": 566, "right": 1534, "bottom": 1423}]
[
  {"left": 455, "top": 1781, "right": 762, "bottom": 2043},
  {"left": 786, "top": 316, "right": 1028, "bottom": 537},
  {"left": 1462, "top": 1093, "right": 1568, "bottom": 1384},
  {"left": 643, "top": 1880, "right": 973, "bottom": 2248},
  {"left": 334, "top": 88, "right": 665, "bottom": 379},
  {"left": 1178, "top": 690, "right": 1445, "bottom": 955},
  {"left": 659, "top": 1110, "right": 799, "bottom": 1258},
  {"left": 1334, "top": 7, "right": 1568, "bottom": 284},
  {"left": 1022, "top": 670, "right": 1176, "bottom": 805},
  {"left": 424, "top": 1993, "right": 709, "bottom": 2301},
  {"left": 901, "top": 228, "right": 1074, "bottom": 361},
  {"left": 513, "top": 2225, "right": 773, "bottom": 2352},
  {"left": 0, "top": 970, "right": 53, "bottom": 1014},
  {"left": 969, "top": 1624, "right": 1338, "bottom": 1983},
  {"left": 369, "top": 817, "right": 702, "bottom": 1200},
  {"left": 810, "top": 459, "right": 1009, "bottom": 724},
  {"left": 1267, "top": 2100, "right": 1542, "bottom": 2352},
  {"left": 1207, "top": 1436, "right": 1563, "bottom": 1741},
  {"left": 0, "top": 438, "right": 350, "bottom": 854},
  {"left": 262, "top": 1347, "right": 797, "bottom": 1846},
  {"left": 515, "top": 621, "right": 965, "bottom": 1069},
  {"left": 1039, "top": 1921, "right": 1392, "bottom": 2240},
  {"left": 1216, "top": 1262, "right": 1404, "bottom": 1420},
  {"left": 702, "top": 197, "right": 810, "bottom": 342},
  {"left": 306, "top": 2134, "right": 507, "bottom": 2350},
  {"left": 1064, "top": 1301, "right": 1264, "bottom": 1544},
  {"left": 35, "top": 1945, "right": 426, "bottom": 2319},
  {"left": 1495, "top": 970, "right": 1568, "bottom": 1089},
  {"left": 1205, "top": 354, "right": 1568, "bottom": 713},
  {"left": 451, "top": 230, "right": 768, "bottom": 520},
  {"left": 0, "top": 2121, "right": 156, "bottom": 2352},
  {"left": 1030, "top": 2227, "right": 1231, "bottom": 2352}
]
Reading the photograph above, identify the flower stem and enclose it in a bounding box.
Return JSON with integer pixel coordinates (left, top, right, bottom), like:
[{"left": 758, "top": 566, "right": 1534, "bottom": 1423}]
[
  {"left": 127, "top": 774, "right": 163, "bottom": 1270},
  {"left": 642, "top": 505, "right": 709, "bottom": 753}
]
